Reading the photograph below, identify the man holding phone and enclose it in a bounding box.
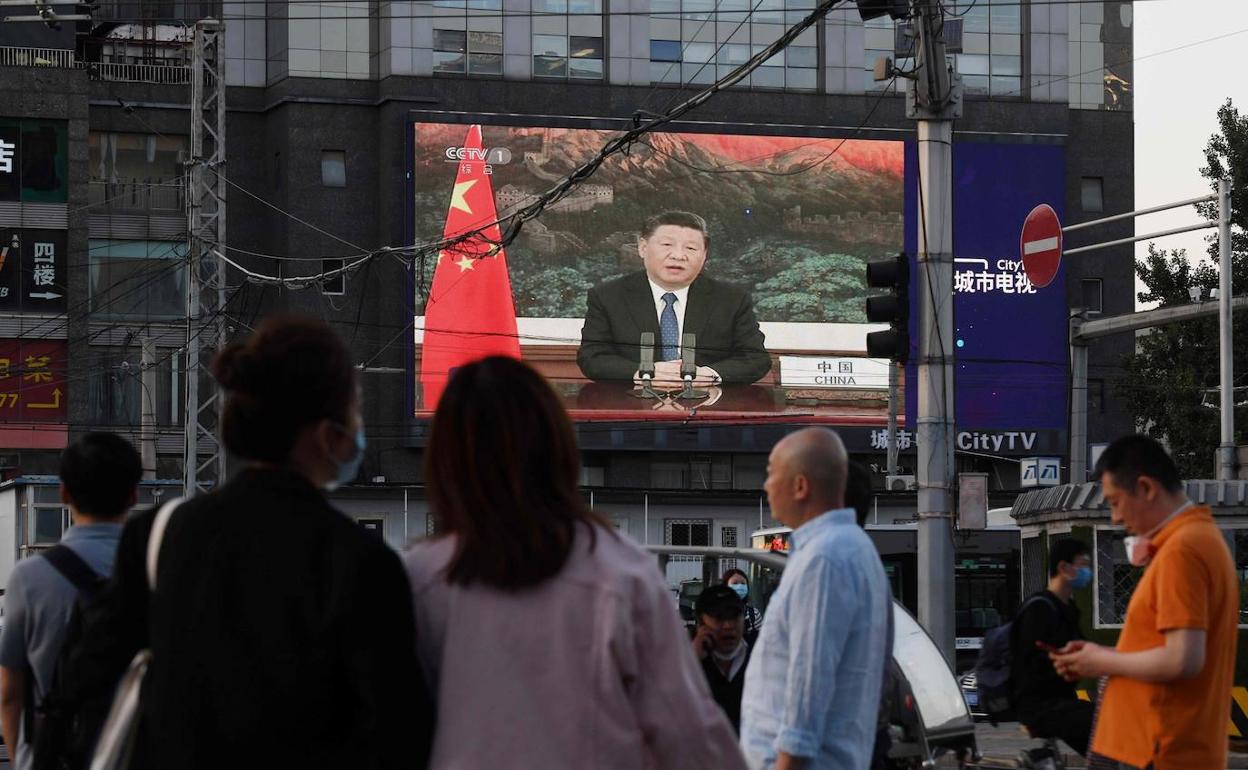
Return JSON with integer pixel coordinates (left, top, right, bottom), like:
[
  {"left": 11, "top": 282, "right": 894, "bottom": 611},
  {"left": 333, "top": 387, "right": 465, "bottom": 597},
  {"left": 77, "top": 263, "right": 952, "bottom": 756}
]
[
  {"left": 1011, "top": 538, "right": 1095, "bottom": 758},
  {"left": 691, "top": 585, "right": 753, "bottom": 733}
]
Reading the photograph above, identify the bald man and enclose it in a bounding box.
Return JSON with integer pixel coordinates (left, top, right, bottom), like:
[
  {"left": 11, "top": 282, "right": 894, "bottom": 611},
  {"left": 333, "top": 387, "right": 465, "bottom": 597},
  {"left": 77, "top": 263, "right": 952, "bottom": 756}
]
[{"left": 739, "top": 428, "right": 891, "bottom": 770}]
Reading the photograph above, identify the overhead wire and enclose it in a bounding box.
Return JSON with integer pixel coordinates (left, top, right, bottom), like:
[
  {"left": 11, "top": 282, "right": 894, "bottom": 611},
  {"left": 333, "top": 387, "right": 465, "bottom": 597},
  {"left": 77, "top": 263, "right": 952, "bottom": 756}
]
[{"left": 87, "top": 0, "right": 1180, "bottom": 23}]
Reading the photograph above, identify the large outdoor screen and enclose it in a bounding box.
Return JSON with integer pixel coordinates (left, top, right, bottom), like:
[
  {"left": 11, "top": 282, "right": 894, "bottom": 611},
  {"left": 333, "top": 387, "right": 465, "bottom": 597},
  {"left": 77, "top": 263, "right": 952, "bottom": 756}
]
[
  {"left": 410, "top": 119, "right": 904, "bottom": 420},
  {"left": 409, "top": 118, "right": 1068, "bottom": 455}
]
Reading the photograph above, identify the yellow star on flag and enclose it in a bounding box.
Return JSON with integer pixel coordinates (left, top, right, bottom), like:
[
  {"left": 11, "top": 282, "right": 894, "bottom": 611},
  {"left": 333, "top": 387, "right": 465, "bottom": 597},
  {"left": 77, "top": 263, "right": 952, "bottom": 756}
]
[
  {"left": 449, "top": 179, "right": 477, "bottom": 214},
  {"left": 455, "top": 256, "right": 476, "bottom": 272}
]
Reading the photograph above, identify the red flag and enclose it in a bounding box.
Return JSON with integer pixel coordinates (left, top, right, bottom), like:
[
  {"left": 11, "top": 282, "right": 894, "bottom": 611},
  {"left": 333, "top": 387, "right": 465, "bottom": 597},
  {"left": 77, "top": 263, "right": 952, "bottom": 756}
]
[{"left": 419, "top": 124, "right": 521, "bottom": 409}]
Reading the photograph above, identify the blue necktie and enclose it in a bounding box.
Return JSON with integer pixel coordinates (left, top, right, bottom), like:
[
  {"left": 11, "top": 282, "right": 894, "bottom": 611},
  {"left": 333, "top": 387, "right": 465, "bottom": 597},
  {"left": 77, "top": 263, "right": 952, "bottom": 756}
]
[{"left": 659, "top": 292, "right": 679, "bottom": 361}]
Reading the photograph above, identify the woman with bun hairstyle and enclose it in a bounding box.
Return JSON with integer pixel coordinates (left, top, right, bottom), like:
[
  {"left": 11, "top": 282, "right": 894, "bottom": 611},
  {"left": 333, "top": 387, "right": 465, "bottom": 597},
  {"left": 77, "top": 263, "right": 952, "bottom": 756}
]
[
  {"left": 133, "top": 315, "right": 432, "bottom": 769},
  {"left": 405, "top": 356, "right": 746, "bottom": 770}
]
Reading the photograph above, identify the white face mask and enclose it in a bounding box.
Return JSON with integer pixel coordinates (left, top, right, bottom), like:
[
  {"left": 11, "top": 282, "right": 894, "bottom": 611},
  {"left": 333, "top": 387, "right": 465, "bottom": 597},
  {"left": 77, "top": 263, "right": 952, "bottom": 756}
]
[{"left": 1123, "top": 500, "right": 1193, "bottom": 567}]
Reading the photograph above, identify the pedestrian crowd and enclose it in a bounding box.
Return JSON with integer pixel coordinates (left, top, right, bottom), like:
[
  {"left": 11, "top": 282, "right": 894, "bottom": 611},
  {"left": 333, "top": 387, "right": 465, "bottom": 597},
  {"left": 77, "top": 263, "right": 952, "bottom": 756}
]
[{"left": 0, "top": 315, "right": 1237, "bottom": 770}]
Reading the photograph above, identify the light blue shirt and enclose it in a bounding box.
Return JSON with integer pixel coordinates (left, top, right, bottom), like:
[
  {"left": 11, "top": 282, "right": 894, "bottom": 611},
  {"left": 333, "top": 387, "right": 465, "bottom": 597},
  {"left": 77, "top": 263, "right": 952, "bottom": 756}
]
[
  {"left": 0, "top": 523, "right": 123, "bottom": 769},
  {"left": 739, "top": 509, "right": 889, "bottom": 769}
]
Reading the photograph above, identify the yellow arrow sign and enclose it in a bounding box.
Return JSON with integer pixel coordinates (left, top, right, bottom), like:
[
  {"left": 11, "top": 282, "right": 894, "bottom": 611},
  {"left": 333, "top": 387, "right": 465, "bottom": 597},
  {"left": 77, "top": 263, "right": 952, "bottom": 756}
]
[{"left": 27, "top": 388, "right": 61, "bottom": 409}]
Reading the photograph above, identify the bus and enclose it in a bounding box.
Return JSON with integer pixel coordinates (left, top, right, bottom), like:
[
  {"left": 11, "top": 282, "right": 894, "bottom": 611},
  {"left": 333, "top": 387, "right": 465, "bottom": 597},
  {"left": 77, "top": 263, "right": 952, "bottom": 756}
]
[{"left": 751, "top": 513, "right": 1021, "bottom": 674}]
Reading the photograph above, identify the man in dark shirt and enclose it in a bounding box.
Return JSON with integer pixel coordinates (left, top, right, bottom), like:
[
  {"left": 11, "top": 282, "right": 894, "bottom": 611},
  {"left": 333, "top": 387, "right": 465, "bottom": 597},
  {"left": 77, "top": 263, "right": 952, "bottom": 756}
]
[
  {"left": 1011, "top": 538, "right": 1095, "bottom": 756},
  {"left": 690, "top": 585, "right": 752, "bottom": 732}
]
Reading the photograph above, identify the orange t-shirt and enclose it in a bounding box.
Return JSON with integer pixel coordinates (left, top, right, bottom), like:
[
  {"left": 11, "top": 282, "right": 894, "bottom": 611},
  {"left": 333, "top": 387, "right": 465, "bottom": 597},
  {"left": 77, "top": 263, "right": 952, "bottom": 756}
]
[{"left": 1091, "top": 506, "right": 1238, "bottom": 769}]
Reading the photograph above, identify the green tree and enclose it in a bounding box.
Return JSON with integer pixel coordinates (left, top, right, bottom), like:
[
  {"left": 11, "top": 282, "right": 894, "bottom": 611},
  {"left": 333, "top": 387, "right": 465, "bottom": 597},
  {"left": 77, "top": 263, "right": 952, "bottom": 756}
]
[
  {"left": 753, "top": 250, "right": 868, "bottom": 323},
  {"left": 1115, "top": 99, "right": 1248, "bottom": 477}
]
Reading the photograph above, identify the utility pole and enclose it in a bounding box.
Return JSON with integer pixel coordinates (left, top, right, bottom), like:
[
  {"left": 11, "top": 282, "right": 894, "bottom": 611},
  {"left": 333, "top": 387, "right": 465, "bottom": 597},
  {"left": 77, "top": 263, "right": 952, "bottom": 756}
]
[
  {"left": 1217, "top": 178, "right": 1235, "bottom": 481},
  {"left": 886, "top": 361, "right": 899, "bottom": 475},
  {"left": 184, "top": 19, "right": 227, "bottom": 495},
  {"left": 910, "top": 0, "right": 961, "bottom": 663},
  {"left": 140, "top": 337, "right": 157, "bottom": 481}
]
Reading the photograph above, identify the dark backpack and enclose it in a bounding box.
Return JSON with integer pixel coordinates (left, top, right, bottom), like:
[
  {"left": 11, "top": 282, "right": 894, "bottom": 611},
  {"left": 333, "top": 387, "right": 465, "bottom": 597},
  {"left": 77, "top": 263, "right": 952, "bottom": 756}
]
[
  {"left": 973, "top": 593, "right": 1058, "bottom": 721},
  {"left": 28, "top": 545, "right": 109, "bottom": 770}
]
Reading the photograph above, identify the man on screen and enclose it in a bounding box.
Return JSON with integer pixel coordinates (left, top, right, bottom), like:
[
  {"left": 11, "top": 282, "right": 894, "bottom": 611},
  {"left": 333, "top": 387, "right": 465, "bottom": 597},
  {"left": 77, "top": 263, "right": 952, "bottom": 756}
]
[{"left": 577, "top": 211, "right": 771, "bottom": 386}]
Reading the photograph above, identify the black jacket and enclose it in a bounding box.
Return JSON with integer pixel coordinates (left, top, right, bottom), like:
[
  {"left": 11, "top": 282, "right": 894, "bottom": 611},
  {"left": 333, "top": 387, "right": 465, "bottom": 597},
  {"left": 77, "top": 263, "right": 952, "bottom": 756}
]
[
  {"left": 68, "top": 468, "right": 432, "bottom": 770},
  {"left": 1010, "top": 590, "right": 1083, "bottom": 710},
  {"left": 577, "top": 271, "right": 772, "bottom": 384},
  {"left": 699, "top": 642, "right": 753, "bottom": 733}
]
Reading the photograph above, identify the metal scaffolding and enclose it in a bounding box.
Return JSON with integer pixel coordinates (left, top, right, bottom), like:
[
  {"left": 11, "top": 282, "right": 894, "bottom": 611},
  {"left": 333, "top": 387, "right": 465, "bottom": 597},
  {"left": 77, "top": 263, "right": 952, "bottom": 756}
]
[{"left": 184, "top": 18, "right": 227, "bottom": 495}]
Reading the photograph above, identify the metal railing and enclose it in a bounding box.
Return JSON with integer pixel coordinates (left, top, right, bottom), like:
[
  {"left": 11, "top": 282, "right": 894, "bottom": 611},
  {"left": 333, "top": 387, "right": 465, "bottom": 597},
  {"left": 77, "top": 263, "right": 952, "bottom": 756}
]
[
  {"left": 81, "top": 60, "right": 193, "bottom": 85},
  {"left": 88, "top": 179, "right": 186, "bottom": 214},
  {"left": 0, "top": 46, "right": 75, "bottom": 69},
  {"left": 0, "top": 47, "right": 192, "bottom": 85}
]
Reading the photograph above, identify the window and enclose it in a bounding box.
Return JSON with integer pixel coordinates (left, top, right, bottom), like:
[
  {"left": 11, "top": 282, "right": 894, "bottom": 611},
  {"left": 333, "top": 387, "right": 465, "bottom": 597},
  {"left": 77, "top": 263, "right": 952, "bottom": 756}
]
[
  {"left": 322, "top": 258, "right": 345, "bottom": 295},
  {"left": 732, "top": 455, "right": 766, "bottom": 489},
  {"left": 85, "top": 347, "right": 178, "bottom": 427},
  {"left": 434, "top": 10, "right": 501, "bottom": 76},
  {"left": 89, "top": 240, "right": 186, "bottom": 319},
  {"left": 1088, "top": 379, "right": 1105, "bottom": 414},
  {"left": 689, "top": 455, "right": 731, "bottom": 490},
  {"left": 870, "top": 0, "right": 1019, "bottom": 96},
  {"left": 321, "top": 150, "right": 346, "bottom": 187},
  {"left": 651, "top": 461, "right": 688, "bottom": 488},
  {"left": 650, "top": 0, "right": 816, "bottom": 91},
  {"left": 665, "top": 518, "right": 711, "bottom": 546},
  {"left": 1095, "top": 528, "right": 1142, "bottom": 626},
  {"left": 1081, "top": 176, "right": 1105, "bottom": 213},
  {"left": 88, "top": 132, "right": 187, "bottom": 184},
  {"left": 1231, "top": 530, "right": 1248, "bottom": 624},
  {"left": 1081, "top": 278, "right": 1103, "bottom": 314},
  {"left": 87, "top": 132, "right": 187, "bottom": 213},
  {"left": 1020, "top": 534, "right": 1045, "bottom": 597},
  {"left": 31, "top": 505, "right": 69, "bottom": 546},
  {"left": 533, "top": 32, "right": 602, "bottom": 79}
]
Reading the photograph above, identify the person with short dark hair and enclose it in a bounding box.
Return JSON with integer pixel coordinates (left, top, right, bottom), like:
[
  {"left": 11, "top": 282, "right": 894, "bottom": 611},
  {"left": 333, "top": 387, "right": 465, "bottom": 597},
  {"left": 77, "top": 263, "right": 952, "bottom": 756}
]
[
  {"left": 406, "top": 356, "right": 747, "bottom": 769},
  {"left": 721, "top": 568, "right": 763, "bottom": 644},
  {"left": 1052, "top": 435, "right": 1237, "bottom": 770},
  {"left": 691, "top": 584, "right": 753, "bottom": 733},
  {"left": 70, "top": 315, "right": 433, "bottom": 770},
  {"left": 1010, "top": 538, "right": 1095, "bottom": 757},
  {"left": 0, "top": 432, "right": 141, "bottom": 770},
  {"left": 845, "top": 460, "right": 873, "bottom": 528},
  {"left": 577, "top": 210, "right": 771, "bottom": 386}
]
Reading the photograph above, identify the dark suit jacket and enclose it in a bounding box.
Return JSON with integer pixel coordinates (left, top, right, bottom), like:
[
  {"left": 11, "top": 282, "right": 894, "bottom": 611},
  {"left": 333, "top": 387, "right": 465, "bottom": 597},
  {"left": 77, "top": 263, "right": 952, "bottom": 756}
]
[{"left": 577, "top": 271, "right": 772, "bottom": 384}]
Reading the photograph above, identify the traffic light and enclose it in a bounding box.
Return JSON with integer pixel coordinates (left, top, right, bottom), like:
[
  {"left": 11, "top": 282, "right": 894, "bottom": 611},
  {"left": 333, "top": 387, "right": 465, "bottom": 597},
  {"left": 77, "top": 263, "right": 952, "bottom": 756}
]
[
  {"left": 854, "top": 0, "right": 910, "bottom": 21},
  {"left": 865, "top": 253, "right": 909, "bottom": 362}
]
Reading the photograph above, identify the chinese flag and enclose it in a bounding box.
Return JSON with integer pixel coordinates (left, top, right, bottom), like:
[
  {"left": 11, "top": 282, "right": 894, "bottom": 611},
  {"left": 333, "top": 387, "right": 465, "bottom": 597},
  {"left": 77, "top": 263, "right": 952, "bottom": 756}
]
[{"left": 419, "top": 124, "right": 521, "bottom": 409}]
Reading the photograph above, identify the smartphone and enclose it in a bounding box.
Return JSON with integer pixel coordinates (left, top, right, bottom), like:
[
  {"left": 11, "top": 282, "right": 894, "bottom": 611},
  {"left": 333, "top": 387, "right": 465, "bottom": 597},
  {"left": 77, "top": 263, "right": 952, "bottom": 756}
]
[{"left": 1035, "top": 641, "right": 1060, "bottom": 653}]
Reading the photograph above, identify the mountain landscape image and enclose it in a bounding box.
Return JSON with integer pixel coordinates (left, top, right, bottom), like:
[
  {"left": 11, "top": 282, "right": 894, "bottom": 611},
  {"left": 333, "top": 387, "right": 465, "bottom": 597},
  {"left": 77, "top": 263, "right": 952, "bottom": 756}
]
[{"left": 412, "top": 122, "right": 904, "bottom": 325}]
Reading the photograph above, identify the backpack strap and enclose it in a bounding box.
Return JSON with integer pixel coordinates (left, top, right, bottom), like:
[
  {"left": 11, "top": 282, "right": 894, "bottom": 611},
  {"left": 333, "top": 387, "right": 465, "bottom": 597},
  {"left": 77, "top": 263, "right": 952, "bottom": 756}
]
[
  {"left": 41, "top": 545, "right": 102, "bottom": 593},
  {"left": 146, "top": 497, "right": 184, "bottom": 591}
]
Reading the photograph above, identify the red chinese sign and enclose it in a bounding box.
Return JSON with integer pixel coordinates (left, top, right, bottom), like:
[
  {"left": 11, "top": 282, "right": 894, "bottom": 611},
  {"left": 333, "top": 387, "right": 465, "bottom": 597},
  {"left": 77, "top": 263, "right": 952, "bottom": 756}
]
[{"left": 0, "top": 339, "right": 67, "bottom": 422}]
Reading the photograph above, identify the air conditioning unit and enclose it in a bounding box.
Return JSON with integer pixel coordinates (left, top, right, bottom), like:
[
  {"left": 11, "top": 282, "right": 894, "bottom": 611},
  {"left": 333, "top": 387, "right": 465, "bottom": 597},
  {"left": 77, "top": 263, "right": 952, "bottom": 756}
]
[{"left": 886, "top": 474, "right": 918, "bottom": 492}]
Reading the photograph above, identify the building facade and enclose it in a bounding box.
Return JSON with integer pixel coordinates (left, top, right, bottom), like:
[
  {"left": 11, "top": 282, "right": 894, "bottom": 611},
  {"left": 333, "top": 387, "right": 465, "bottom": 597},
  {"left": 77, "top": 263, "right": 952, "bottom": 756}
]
[{"left": 0, "top": 0, "right": 1137, "bottom": 646}]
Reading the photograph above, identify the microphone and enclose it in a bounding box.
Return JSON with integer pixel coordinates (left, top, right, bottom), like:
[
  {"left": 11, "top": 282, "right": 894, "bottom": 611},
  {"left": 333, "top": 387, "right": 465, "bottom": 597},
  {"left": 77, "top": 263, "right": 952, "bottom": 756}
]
[
  {"left": 632, "top": 332, "right": 660, "bottom": 399},
  {"left": 677, "top": 332, "right": 708, "bottom": 399}
]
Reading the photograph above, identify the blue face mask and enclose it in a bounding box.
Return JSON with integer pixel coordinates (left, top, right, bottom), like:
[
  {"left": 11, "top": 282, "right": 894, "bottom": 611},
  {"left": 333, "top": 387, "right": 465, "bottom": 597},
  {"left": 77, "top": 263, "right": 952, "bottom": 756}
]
[
  {"left": 327, "top": 423, "right": 366, "bottom": 491},
  {"left": 1071, "top": 566, "right": 1092, "bottom": 590},
  {"left": 729, "top": 583, "right": 749, "bottom": 600}
]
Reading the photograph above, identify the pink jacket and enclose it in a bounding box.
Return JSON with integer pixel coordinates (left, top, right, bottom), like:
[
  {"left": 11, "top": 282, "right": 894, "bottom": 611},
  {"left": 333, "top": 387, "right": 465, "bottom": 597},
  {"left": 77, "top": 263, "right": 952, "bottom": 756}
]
[{"left": 404, "top": 525, "right": 749, "bottom": 770}]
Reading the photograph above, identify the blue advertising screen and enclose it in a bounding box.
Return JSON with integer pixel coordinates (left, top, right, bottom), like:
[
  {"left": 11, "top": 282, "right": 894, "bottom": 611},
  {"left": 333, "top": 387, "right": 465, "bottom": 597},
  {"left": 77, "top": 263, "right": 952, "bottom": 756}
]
[{"left": 905, "top": 141, "right": 1068, "bottom": 444}]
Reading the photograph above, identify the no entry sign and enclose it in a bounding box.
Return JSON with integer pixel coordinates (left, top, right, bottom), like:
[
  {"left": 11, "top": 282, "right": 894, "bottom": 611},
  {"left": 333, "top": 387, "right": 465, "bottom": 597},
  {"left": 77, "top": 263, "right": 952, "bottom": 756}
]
[{"left": 1019, "top": 204, "right": 1062, "bottom": 289}]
